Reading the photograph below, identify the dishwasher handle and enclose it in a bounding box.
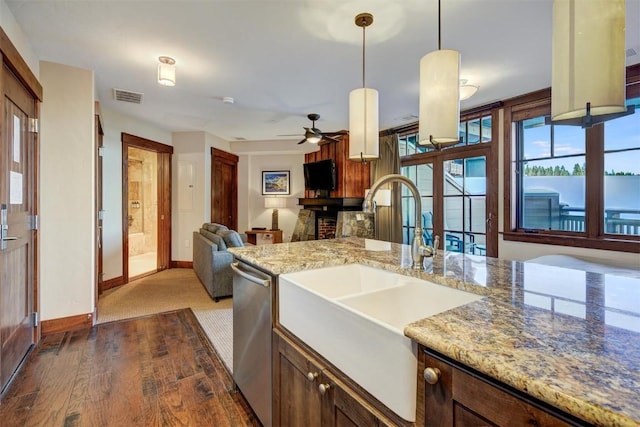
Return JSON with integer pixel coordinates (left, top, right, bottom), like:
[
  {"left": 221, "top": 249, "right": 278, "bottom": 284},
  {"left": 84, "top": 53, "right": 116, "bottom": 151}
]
[{"left": 231, "top": 262, "right": 271, "bottom": 287}]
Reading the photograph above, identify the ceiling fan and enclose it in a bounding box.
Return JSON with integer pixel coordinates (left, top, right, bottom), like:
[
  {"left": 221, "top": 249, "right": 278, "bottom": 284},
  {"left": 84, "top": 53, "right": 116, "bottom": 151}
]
[{"left": 283, "top": 113, "right": 347, "bottom": 145}]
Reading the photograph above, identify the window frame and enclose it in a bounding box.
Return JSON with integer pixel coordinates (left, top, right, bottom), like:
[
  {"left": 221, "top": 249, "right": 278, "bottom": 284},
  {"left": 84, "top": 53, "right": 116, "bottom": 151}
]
[
  {"left": 399, "top": 107, "right": 500, "bottom": 257},
  {"left": 503, "top": 65, "right": 640, "bottom": 253}
]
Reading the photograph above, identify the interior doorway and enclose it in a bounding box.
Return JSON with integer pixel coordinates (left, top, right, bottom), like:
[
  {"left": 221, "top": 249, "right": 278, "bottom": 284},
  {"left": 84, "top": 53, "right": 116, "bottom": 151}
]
[
  {"left": 127, "top": 147, "right": 158, "bottom": 277},
  {"left": 121, "top": 133, "right": 173, "bottom": 283}
]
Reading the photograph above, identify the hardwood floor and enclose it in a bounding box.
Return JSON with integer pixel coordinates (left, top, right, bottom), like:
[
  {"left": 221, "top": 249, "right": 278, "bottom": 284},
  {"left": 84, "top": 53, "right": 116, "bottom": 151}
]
[{"left": 0, "top": 309, "right": 260, "bottom": 427}]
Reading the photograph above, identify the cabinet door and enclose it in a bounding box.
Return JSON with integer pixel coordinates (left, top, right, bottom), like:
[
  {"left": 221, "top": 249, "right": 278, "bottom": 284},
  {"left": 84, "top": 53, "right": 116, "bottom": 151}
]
[
  {"left": 421, "top": 348, "right": 576, "bottom": 427},
  {"left": 274, "top": 331, "right": 323, "bottom": 427},
  {"left": 319, "top": 370, "right": 395, "bottom": 427}
]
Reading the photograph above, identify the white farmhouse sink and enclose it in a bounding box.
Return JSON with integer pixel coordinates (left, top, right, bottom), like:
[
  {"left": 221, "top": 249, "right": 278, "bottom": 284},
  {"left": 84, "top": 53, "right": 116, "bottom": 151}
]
[{"left": 279, "top": 263, "right": 483, "bottom": 422}]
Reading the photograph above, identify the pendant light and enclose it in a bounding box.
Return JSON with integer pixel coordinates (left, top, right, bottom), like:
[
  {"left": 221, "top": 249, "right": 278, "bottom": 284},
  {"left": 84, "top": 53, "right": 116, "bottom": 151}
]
[
  {"left": 418, "top": 0, "right": 460, "bottom": 148},
  {"left": 349, "top": 13, "right": 379, "bottom": 162},
  {"left": 551, "top": 0, "right": 633, "bottom": 127},
  {"left": 158, "top": 56, "right": 176, "bottom": 86}
]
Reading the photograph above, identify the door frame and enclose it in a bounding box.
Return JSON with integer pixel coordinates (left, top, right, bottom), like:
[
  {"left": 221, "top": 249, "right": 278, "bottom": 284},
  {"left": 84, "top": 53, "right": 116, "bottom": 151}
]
[
  {"left": 211, "top": 147, "right": 239, "bottom": 230},
  {"left": 121, "top": 133, "right": 173, "bottom": 282}
]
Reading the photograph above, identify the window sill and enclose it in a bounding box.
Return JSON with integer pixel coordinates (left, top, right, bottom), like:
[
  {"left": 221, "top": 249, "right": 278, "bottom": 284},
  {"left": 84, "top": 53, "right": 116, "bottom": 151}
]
[{"left": 502, "top": 231, "right": 640, "bottom": 254}]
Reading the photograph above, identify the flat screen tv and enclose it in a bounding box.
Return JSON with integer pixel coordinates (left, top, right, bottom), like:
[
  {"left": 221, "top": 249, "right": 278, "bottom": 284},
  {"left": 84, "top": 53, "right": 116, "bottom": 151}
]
[{"left": 303, "top": 159, "right": 336, "bottom": 192}]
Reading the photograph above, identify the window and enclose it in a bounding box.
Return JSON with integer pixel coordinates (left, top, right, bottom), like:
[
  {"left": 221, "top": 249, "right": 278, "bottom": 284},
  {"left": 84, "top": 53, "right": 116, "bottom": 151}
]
[
  {"left": 506, "top": 84, "right": 640, "bottom": 252},
  {"left": 398, "top": 109, "right": 497, "bottom": 257}
]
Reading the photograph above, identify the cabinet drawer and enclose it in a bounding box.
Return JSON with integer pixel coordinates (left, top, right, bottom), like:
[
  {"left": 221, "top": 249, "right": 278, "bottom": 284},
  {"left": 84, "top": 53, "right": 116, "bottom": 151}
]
[
  {"left": 256, "top": 233, "right": 274, "bottom": 244},
  {"left": 421, "top": 348, "right": 580, "bottom": 426}
]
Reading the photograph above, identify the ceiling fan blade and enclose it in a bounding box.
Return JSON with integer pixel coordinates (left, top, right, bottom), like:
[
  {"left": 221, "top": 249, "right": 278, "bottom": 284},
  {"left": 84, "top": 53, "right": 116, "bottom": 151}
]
[
  {"left": 297, "top": 138, "right": 307, "bottom": 145},
  {"left": 322, "top": 130, "right": 348, "bottom": 136},
  {"left": 277, "top": 133, "right": 304, "bottom": 137},
  {"left": 321, "top": 135, "right": 340, "bottom": 144}
]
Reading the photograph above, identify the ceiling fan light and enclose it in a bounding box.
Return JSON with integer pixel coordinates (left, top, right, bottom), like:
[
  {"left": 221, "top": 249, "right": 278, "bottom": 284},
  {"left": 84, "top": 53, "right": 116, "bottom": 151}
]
[
  {"left": 158, "top": 56, "right": 176, "bottom": 86},
  {"left": 307, "top": 134, "right": 322, "bottom": 144},
  {"left": 551, "top": 0, "right": 626, "bottom": 125},
  {"left": 349, "top": 87, "right": 379, "bottom": 160},
  {"left": 419, "top": 49, "right": 461, "bottom": 146}
]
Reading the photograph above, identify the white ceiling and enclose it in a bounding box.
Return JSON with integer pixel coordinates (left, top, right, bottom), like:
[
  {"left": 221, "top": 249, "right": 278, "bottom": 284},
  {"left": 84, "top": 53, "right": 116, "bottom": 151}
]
[{"left": 6, "top": 0, "right": 640, "bottom": 143}]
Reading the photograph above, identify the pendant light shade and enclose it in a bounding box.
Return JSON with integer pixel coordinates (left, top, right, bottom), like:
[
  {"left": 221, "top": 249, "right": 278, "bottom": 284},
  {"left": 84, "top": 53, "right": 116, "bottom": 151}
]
[
  {"left": 551, "top": 0, "right": 629, "bottom": 127},
  {"left": 158, "top": 56, "right": 176, "bottom": 86},
  {"left": 349, "top": 87, "right": 379, "bottom": 160},
  {"left": 419, "top": 49, "right": 461, "bottom": 146},
  {"left": 349, "top": 13, "right": 379, "bottom": 162},
  {"left": 418, "top": 0, "right": 461, "bottom": 148}
]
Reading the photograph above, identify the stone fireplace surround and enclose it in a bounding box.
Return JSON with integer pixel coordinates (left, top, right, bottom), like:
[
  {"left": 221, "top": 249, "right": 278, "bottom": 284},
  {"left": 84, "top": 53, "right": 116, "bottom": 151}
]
[{"left": 291, "top": 198, "right": 374, "bottom": 241}]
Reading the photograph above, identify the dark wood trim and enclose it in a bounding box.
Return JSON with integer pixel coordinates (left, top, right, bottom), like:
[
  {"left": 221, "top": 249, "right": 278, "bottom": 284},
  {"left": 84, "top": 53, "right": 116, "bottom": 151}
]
[
  {"left": 0, "top": 25, "right": 42, "bottom": 101},
  {"left": 122, "top": 132, "right": 174, "bottom": 154},
  {"left": 101, "top": 275, "right": 125, "bottom": 292},
  {"left": 502, "top": 231, "right": 640, "bottom": 253},
  {"left": 41, "top": 312, "right": 93, "bottom": 335},
  {"left": 121, "top": 134, "right": 173, "bottom": 283},
  {"left": 171, "top": 261, "right": 193, "bottom": 269}
]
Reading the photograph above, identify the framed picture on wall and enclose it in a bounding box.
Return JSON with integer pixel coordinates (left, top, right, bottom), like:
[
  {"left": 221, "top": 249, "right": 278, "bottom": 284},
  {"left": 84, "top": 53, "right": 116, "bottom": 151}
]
[{"left": 262, "top": 170, "right": 290, "bottom": 195}]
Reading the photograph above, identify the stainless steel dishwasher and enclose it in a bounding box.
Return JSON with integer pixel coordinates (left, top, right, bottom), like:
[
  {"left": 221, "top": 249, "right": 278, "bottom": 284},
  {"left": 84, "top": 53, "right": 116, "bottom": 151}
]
[{"left": 231, "top": 261, "right": 272, "bottom": 427}]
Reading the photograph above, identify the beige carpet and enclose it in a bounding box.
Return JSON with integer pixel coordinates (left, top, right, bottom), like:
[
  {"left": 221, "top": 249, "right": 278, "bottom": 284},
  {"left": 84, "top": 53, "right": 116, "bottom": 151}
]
[{"left": 97, "top": 268, "right": 233, "bottom": 373}]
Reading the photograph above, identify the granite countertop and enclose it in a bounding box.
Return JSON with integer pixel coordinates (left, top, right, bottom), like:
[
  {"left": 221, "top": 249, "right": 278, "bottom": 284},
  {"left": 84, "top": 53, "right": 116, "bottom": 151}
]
[{"left": 228, "top": 238, "right": 640, "bottom": 426}]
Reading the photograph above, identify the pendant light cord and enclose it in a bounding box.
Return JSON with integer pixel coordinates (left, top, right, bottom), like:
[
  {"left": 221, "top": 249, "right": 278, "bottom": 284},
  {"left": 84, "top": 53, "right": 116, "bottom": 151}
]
[
  {"left": 362, "top": 16, "right": 366, "bottom": 88},
  {"left": 437, "top": 0, "right": 442, "bottom": 50}
]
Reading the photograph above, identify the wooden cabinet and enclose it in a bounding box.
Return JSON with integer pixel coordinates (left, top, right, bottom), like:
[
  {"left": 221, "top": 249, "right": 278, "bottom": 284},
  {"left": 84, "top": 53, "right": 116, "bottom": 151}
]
[
  {"left": 245, "top": 229, "right": 282, "bottom": 245},
  {"left": 418, "top": 345, "right": 582, "bottom": 427},
  {"left": 273, "top": 329, "right": 404, "bottom": 427}
]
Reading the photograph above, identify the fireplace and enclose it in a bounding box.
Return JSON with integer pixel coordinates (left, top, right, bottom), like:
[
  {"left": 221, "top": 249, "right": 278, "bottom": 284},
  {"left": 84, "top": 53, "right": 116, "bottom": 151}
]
[{"left": 291, "top": 198, "right": 364, "bottom": 241}]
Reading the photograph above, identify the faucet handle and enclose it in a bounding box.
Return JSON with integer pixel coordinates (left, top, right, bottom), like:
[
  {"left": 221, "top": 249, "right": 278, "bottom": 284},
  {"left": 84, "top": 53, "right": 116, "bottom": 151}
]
[{"left": 432, "top": 235, "right": 440, "bottom": 254}]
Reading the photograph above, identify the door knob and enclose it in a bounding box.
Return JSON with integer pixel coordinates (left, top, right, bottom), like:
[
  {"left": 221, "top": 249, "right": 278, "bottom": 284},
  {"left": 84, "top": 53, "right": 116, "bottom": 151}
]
[
  {"left": 307, "top": 372, "right": 318, "bottom": 382},
  {"left": 424, "top": 367, "right": 441, "bottom": 385},
  {"left": 319, "top": 383, "right": 331, "bottom": 395}
]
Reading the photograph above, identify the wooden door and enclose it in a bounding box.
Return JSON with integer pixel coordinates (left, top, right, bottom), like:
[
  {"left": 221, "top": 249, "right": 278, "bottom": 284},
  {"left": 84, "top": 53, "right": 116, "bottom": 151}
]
[
  {"left": 0, "top": 64, "right": 37, "bottom": 392},
  {"left": 95, "top": 103, "right": 104, "bottom": 297},
  {"left": 211, "top": 148, "right": 238, "bottom": 230}
]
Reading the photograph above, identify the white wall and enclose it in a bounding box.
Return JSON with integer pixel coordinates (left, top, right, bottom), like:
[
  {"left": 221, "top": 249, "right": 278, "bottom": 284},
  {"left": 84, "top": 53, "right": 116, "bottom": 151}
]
[
  {"left": 39, "top": 61, "right": 95, "bottom": 321},
  {"left": 231, "top": 139, "right": 317, "bottom": 242},
  {"left": 172, "top": 131, "right": 231, "bottom": 262},
  {"left": 0, "top": 0, "right": 39, "bottom": 76},
  {"left": 100, "top": 108, "right": 172, "bottom": 281}
]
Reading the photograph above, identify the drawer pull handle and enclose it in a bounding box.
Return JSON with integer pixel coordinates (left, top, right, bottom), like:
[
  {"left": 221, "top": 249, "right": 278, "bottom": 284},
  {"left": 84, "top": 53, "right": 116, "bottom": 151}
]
[
  {"left": 307, "top": 372, "right": 318, "bottom": 382},
  {"left": 424, "top": 367, "right": 441, "bottom": 385},
  {"left": 319, "top": 383, "right": 331, "bottom": 395}
]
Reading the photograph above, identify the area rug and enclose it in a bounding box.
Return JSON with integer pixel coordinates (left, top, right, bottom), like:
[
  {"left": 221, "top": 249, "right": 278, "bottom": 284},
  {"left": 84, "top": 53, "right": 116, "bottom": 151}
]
[{"left": 97, "top": 269, "right": 233, "bottom": 373}]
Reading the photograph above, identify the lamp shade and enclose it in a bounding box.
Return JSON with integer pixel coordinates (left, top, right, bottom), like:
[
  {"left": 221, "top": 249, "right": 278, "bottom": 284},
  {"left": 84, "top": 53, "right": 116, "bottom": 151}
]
[
  {"left": 419, "top": 49, "right": 461, "bottom": 146},
  {"left": 364, "top": 188, "right": 392, "bottom": 207},
  {"left": 551, "top": 0, "right": 626, "bottom": 123},
  {"left": 158, "top": 56, "right": 176, "bottom": 86},
  {"left": 264, "top": 197, "right": 287, "bottom": 209},
  {"left": 349, "top": 87, "right": 379, "bottom": 161}
]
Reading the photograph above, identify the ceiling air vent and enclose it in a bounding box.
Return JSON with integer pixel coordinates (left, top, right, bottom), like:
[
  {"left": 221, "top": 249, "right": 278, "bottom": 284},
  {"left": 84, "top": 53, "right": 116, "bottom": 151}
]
[
  {"left": 626, "top": 47, "right": 638, "bottom": 58},
  {"left": 113, "top": 88, "right": 143, "bottom": 104}
]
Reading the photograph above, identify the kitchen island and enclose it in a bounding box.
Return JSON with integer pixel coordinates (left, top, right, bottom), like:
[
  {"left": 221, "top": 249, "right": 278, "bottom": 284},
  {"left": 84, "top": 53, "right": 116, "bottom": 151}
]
[{"left": 228, "top": 238, "right": 640, "bottom": 426}]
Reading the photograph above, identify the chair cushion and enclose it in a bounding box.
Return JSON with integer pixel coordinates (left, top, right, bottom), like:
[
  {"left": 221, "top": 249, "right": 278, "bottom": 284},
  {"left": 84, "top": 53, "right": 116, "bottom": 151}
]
[
  {"left": 202, "top": 229, "right": 226, "bottom": 250},
  {"left": 216, "top": 229, "right": 244, "bottom": 248}
]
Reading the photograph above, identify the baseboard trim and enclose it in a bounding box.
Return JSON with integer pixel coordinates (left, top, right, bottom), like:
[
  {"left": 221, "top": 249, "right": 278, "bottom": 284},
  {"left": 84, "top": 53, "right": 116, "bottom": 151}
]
[
  {"left": 101, "top": 276, "right": 124, "bottom": 292},
  {"left": 41, "top": 312, "right": 93, "bottom": 335},
  {"left": 171, "top": 261, "right": 193, "bottom": 269}
]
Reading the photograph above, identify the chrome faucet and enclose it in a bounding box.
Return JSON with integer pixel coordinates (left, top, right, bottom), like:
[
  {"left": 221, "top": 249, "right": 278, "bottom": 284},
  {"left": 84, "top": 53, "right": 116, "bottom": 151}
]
[{"left": 363, "top": 174, "right": 439, "bottom": 269}]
